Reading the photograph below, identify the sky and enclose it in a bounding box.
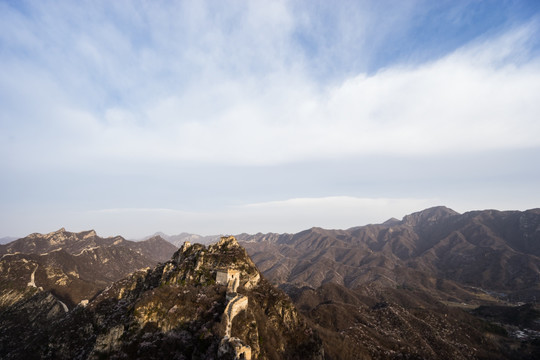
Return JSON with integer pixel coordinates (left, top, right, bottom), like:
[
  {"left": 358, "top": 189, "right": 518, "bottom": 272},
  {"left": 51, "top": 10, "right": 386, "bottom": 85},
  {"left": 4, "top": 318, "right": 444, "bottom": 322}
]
[{"left": 1, "top": 0, "right": 540, "bottom": 239}]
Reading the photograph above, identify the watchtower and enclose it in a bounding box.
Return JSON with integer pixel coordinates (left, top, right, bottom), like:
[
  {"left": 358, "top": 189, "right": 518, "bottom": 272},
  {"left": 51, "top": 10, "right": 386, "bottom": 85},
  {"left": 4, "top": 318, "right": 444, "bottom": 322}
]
[{"left": 216, "top": 268, "right": 240, "bottom": 293}]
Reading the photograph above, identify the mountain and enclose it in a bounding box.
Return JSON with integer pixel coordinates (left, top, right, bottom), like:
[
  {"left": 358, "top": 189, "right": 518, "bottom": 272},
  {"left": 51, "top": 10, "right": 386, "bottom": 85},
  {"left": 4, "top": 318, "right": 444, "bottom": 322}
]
[
  {"left": 0, "top": 228, "right": 178, "bottom": 262},
  {"left": 129, "top": 235, "right": 180, "bottom": 263},
  {"left": 0, "top": 229, "right": 178, "bottom": 308},
  {"left": 239, "top": 206, "right": 540, "bottom": 303},
  {"left": 237, "top": 207, "right": 540, "bottom": 359},
  {"left": 0, "top": 236, "right": 323, "bottom": 360},
  {"left": 0, "top": 228, "right": 116, "bottom": 255},
  {"left": 143, "top": 232, "right": 221, "bottom": 247}
]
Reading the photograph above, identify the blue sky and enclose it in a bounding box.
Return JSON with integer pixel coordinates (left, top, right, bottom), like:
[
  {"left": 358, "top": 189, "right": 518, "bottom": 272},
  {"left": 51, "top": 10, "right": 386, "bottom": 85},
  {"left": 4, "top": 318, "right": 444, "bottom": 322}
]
[{"left": 1, "top": 0, "right": 540, "bottom": 238}]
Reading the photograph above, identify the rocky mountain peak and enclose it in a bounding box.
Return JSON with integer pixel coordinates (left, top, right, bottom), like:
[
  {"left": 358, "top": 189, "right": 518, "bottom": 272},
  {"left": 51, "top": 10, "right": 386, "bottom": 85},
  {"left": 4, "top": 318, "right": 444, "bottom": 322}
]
[
  {"left": 382, "top": 217, "right": 401, "bottom": 226},
  {"left": 171, "top": 236, "right": 260, "bottom": 290},
  {"left": 143, "top": 234, "right": 166, "bottom": 243},
  {"left": 402, "top": 206, "right": 459, "bottom": 227},
  {"left": 179, "top": 240, "right": 192, "bottom": 252},
  {"left": 82, "top": 229, "right": 97, "bottom": 238},
  {"left": 215, "top": 235, "right": 240, "bottom": 248},
  {"left": 45, "top": 227, "right": 69, "bottom": 239},
  {"left": 26, "top": 227, "right": 66, "bottom": 239}
]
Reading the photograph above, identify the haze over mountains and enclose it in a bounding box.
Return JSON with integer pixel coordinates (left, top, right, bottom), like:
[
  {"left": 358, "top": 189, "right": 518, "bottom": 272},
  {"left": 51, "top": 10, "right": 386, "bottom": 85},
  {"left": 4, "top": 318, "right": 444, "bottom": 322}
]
[{"left": 1, "top": 206, "right": 539, "bottom": 359}]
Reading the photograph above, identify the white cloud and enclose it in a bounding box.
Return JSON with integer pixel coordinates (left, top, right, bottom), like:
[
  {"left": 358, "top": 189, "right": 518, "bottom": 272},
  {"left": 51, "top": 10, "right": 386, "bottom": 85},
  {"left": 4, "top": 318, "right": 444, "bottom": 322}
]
[
  {"left": 36, "top": 30, "right": 540, "bottom": 167},
  {"left": 2, "top": 2, "right": 539, "bottom": 169},
  {"left": 79, "top": 22, "right": 539, "bottom": 166}
]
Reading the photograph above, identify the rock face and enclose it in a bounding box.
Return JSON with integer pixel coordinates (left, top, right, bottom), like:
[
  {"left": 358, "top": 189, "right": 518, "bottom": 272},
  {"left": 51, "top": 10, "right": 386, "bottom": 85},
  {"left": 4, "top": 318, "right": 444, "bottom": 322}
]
[
  {"left": 0, "top": 290, "right": 68, "bottom": 358},
  {"left": 0, "top": 236, "right": 323, "bottom": 360}
]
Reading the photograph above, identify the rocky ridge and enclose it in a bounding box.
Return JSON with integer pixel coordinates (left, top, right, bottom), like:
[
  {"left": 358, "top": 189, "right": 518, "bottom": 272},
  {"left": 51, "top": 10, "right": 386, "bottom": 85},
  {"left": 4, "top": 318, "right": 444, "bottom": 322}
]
[{"left": 0, "top": 228, "right": 177, "bottom": 262}]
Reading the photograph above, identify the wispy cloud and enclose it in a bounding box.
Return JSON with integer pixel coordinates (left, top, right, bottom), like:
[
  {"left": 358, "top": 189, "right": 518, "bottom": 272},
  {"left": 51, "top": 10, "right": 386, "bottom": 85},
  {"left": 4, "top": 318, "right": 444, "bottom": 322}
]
[{"left": 1, "top": 2, "right": 539, "bottom": 169}]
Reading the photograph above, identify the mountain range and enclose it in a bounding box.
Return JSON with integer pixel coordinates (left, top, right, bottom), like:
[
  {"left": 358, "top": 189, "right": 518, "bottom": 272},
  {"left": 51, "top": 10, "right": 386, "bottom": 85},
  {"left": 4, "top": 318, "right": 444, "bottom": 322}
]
[
  {"left": 1, "top": 206, "right": 539, "bottom": 359},
  {"left": 236, "top": 206, "right": 540, "bottom": 359},
  {"left": 142, "top": 232, "right": 221, "bottom": 247},
  {"left": 239, "top": 206, "right": 540, "bottom": 303}
]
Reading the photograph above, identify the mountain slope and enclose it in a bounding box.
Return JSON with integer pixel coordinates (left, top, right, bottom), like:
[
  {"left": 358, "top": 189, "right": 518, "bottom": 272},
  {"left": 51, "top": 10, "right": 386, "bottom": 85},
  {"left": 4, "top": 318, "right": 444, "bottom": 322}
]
[
  {"left": 286, "top": 282, "right": 539, "bottom": 360},
  {"left": 127, "top": 235, "right": 179, "bottom": 263}
]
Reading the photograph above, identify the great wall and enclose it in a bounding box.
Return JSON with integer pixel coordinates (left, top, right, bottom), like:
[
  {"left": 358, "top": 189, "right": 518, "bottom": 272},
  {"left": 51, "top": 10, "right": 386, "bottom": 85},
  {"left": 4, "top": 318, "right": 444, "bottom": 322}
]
[{"left": 216, "top": 263, "right": 252, "bottom": 360}]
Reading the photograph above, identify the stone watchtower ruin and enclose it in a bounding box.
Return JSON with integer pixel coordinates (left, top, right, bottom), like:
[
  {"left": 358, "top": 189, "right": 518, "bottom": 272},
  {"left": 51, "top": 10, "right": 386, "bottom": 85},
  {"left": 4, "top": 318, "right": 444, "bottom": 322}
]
[{"left": 216, "top": 268, "right": 241, "bottom": 293}]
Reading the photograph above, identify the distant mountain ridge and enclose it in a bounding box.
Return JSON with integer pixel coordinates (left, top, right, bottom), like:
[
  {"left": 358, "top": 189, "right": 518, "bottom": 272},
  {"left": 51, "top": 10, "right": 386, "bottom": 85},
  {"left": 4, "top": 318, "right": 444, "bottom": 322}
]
[
  {"left": 136, "top": 206, "right": 540, "bottom": 303},
  {"left": 0, "top": 228, "right": 177, "bottom": 308},
  {"left": 239, "top": 206, "right": 540, "bottom": 302},
  {"left": 142, "top": 231, "right": 221, "bottom": 247},
  {"left": 1, "top": 228, "right": 176, "bottom": 261},
  {"left": 0, "top": 236, "right": 17, "bottom": 245},
  {"left": 8, "top": 206, "right": 538, "bottom": 304}
]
